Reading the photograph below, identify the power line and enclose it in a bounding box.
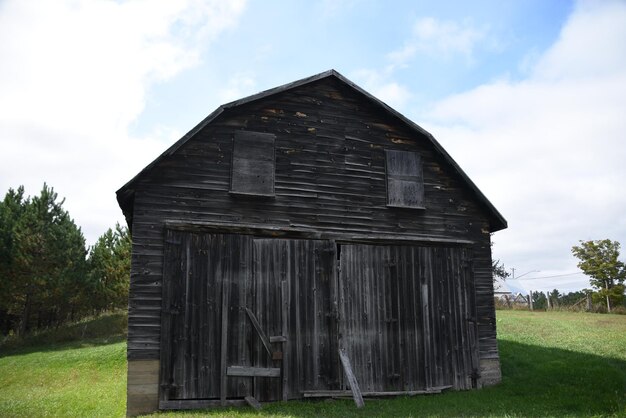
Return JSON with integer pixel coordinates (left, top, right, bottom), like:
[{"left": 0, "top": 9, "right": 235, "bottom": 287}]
[
  {"left": 509, "top": 272, "right": 585, "bottom": 280},
  {"left": 508, "top": 264, "right": 622, "bottom": 281}
]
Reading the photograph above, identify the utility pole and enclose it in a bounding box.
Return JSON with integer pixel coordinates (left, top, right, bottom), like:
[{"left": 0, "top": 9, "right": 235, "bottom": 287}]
[
  {"left": 605, "top": 280, "right": 611, "bottom": 313},
  {"left": 528, "top": 290, "right": 534, "bottom": 311},
  {"left": 511, "top": 268, "right": 516, "bottom": 279}
]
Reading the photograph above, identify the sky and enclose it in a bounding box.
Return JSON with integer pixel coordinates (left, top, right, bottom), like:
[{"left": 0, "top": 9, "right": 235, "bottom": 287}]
[{"left": 1, "top": 0, "right": 625, "bottom": 294}]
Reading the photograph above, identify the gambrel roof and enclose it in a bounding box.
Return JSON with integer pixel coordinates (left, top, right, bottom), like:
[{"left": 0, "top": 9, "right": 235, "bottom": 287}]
[{"left": 117, "top": 69, "right": 507, "bottom": 232}]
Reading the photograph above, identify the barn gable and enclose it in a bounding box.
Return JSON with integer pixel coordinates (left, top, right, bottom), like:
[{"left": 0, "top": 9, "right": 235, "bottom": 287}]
[
  {"left": 118, "top": 70, "right": 507, "bottom": 415},
  {"left": 117, "top": 70, "right": 506, "bottom": 233}
]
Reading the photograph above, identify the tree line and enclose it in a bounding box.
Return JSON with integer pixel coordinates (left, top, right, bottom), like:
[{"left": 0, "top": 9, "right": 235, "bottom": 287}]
[{"left": 0, "top": 184, "right": 130, "bottom": 336}]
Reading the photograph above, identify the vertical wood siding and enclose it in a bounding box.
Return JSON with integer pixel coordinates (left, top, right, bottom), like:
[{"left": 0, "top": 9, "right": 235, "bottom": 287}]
[
  {"left": 339, "top": 244, "right": 477, "bottom": 392},
  {"left": 160, "top": 230, "right": 480, "bottom": 404},
  {"left": 160, "top": 231, "right": 254, "bottom": 400},
  {"left": 160, "top": 231, "right": 341, "bottom": 402},
  {"left": 252, "top": 238, "right": 339, "bottom": 400}
]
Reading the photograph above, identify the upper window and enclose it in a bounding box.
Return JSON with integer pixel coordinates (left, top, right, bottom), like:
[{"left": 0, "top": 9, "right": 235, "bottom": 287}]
[
  {"left": 230, "top": 131, "right": 276, "bottom": 196},
  {"left": 385, "top": 149, "right": 425, "bottom": 209}
]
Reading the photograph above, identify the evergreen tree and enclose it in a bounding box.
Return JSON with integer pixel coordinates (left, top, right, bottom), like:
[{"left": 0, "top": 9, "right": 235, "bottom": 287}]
[
  {"left": 0, "top": 184, "right": 88, "bottom": 334},
  {"left": 0, "top": 187, "right": 26, "bottom": 334},
  {"left": 87, "top": 223, "right": 131, "bottom": 312},
  {"left": 531, "top": 291, "right": 547, "bottom": 310}
]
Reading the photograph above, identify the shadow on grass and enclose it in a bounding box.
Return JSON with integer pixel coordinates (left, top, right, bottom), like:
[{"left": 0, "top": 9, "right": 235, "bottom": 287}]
[
  {"left": 145, "top": 340, "right": 626, "bottom": 417},
  {"left": 0, "top": 311, "right": 127, "bottom": 357}
]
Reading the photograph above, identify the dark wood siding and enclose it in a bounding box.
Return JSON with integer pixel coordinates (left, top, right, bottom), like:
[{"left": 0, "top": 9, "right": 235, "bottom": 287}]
[
  {"left": 160, "top": 230, "right": 341, "bottom": 403},
  {"left": 127, "top": 76, "right": 498, "bottom": 384},
  {"left": 159, "top": 229, "right": 481, "bottom": 405},
  {"left": 160, "top": 231, "right": 253, "bottom": 401},
  {"left": 339, "top": 244, "right": 477, "bottom": 392},
  {"left": 253, "top": 238, "right": 339, "bottom": 400}
]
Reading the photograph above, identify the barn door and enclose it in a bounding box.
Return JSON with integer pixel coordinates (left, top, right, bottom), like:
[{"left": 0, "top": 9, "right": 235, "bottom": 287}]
[
  {"left": 252, "top": 238, "right": 340, "bottom": 401},
  {"left": 160, "top": 230, "right": 253, "bottom": 403},
  {"left": 338, "top": 244, "right": 478, "bottom": 393},
  {"left": 160, "top": 231, "right": 340, "bottom": 405}
]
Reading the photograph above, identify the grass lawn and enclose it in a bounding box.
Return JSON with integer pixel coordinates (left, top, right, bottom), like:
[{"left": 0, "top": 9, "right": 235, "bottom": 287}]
[
  {"left": 0, "top": 313, "right": 127, "bottom": 417},
  {"left": 0, "top": 310, "right": 624, "bottom": 417}
]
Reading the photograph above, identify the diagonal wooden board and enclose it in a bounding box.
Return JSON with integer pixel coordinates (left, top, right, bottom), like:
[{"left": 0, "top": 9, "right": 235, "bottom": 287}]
[
  {"left": 338, "top": 348, "right": 364, "bottom": 408},
  {"left": 245, "top": 307, "right": 274, "bottom": 358}
]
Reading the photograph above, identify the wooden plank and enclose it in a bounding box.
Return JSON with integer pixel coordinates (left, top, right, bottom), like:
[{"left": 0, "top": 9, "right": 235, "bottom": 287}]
[
  {"left": 269, "top": 336, "right": 287, "bottom": 343},
  {"left": 159, "top": 399, "right": 247, "bottom": 410},
  {"left": 227, "top": 366, "right": 281, "bottom": 377},
  {"left": 245, "top": 307, "right": 274, "bottom": 358},
  {"left": 281, "top": 280, "right": 289, "bottom": 401},
  {"left": 220, "top": 267, "right": 230, "bottom": 406},
  {"left": 225, "top": 234, "right": 253, "bottom": 398},
  {"left": 252, "top": 239, "right": 283, "bottom": 402},
  {"left": 244, "top": 396, "right": 262, "bottom": 410},
  {"left": 164, "top": 220, "right": 475, "bottom": 245},
  {"left": 303, "top": 385, "right": 453, "bottom": 397},
  {"left": 158, "top": 229, "right": 178, "bottom": 402},
  {"left": 338, "top": 348, "right": 364, "bottom": 408}
]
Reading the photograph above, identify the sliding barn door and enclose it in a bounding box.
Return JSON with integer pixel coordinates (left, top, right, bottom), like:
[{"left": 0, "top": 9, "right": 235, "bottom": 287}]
[{"left": 339, "top": 244, "right": 478, "bottom": 392}]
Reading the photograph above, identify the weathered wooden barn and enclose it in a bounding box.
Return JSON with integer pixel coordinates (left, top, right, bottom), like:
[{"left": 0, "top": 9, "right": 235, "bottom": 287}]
[{"left": 117, "top": 70, "right": 507, "bottom": 416}]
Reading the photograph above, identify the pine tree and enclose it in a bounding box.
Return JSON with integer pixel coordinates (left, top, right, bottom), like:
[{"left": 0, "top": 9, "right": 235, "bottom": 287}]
[{"left": 87, "top": 223, "right": 131, "bottom": 312}]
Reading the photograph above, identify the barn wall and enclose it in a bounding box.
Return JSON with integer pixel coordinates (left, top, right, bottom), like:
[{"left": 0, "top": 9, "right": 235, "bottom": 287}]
[{"left": 125, "top": 76, "right": 500, "bottom": 412}]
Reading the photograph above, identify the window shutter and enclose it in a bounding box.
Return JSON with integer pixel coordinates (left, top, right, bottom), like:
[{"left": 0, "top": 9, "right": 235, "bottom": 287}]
[
  {"left": 230, "top": 131, "right": 276, "bottom": 196},
  {"left": 385, "top": 149, "right": 425, "bottom": 208}
]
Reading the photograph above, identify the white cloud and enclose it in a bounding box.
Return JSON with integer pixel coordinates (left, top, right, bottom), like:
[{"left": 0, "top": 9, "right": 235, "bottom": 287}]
[
  {"left": 532, "top": 0, "right": 626, "bottom": 81},
  {"left": 388, "top": 17, "right": 489, "bottom": 67},
  {"left": 351, "top": 68, "right": 412, "bottom": 109},
  {"left": 354, "top": 16, "right": 490, "bottom": 112},
  {"left": 0, "top": 0, "right": 246, "bottom": 245},
  {"left": 422, "top": 1, "right": 626, "bottom": 293}
]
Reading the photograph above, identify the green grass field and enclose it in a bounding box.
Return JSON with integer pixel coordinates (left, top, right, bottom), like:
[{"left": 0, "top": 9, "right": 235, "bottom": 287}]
[{"left": 0, "top": 311, "right": 624, "bottom": 417}]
